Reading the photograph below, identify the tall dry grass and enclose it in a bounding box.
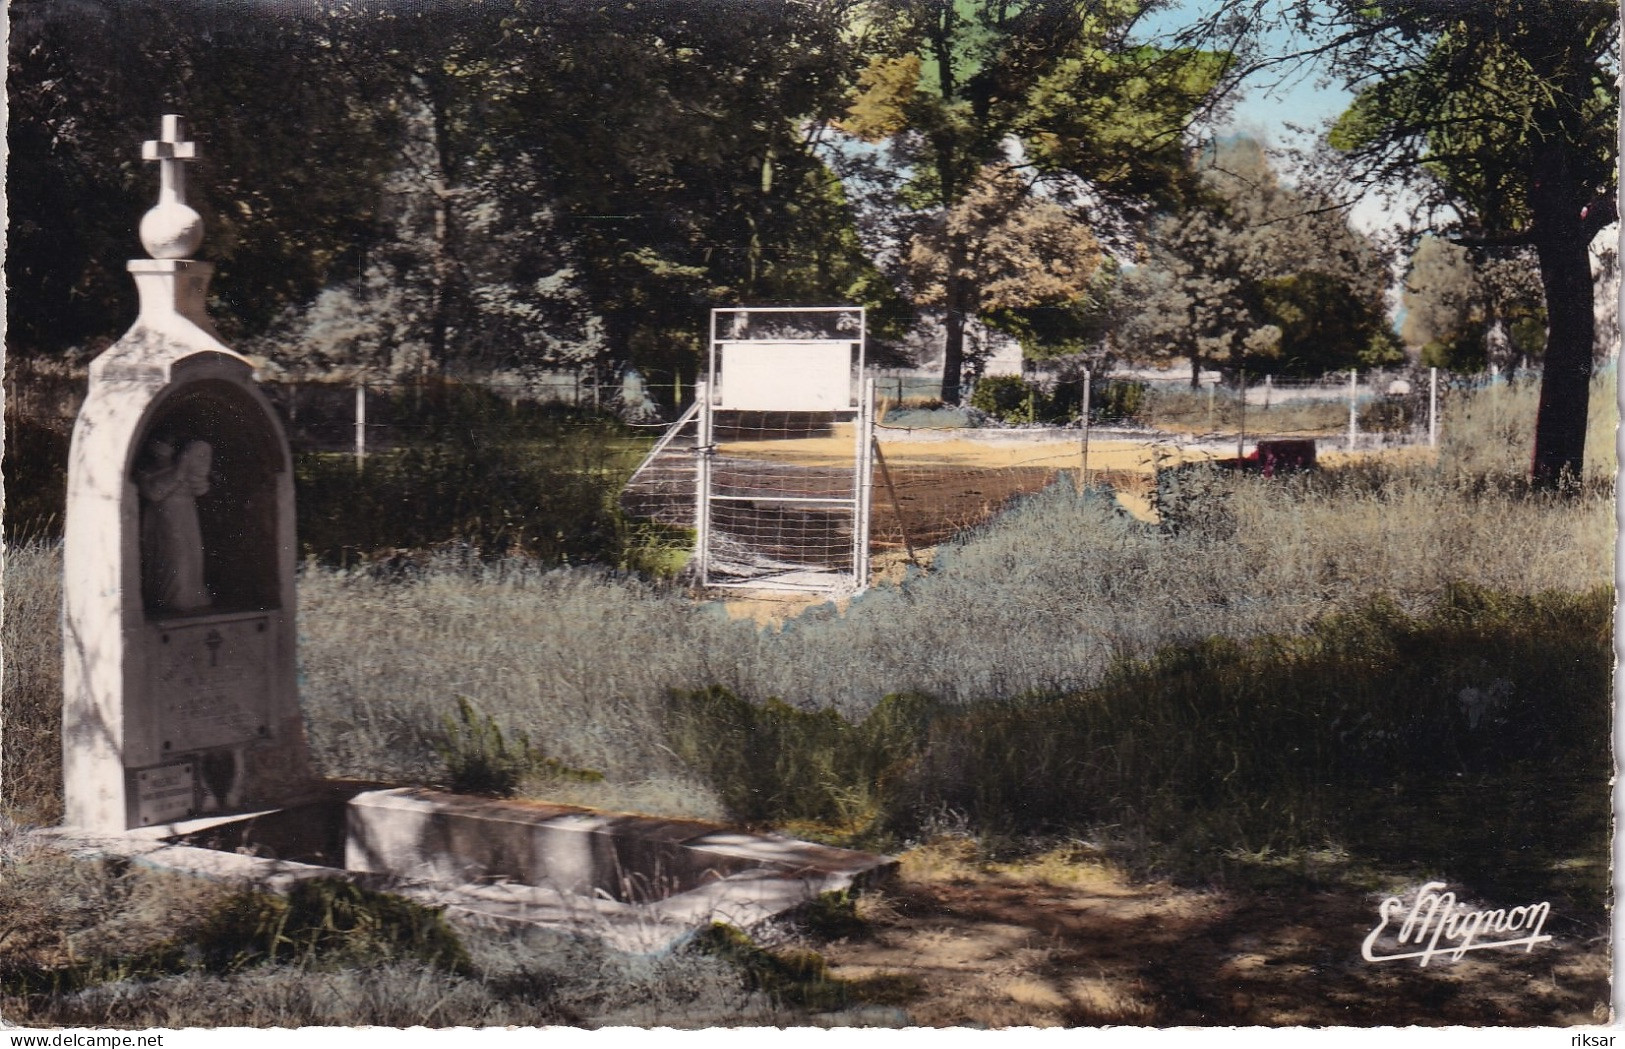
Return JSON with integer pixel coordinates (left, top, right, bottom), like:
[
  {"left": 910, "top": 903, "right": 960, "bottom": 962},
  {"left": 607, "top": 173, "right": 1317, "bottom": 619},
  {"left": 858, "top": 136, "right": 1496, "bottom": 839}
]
[
  {"left": 2, "top": 542, "right": 63, "bottom": 824},
  {"left": 6, "top": 376, "right": 1614, "bottom": 827},
  {"left": 288, "top": 376, "right": 1612, "bottom": 804},
  {"left": 1436, "top": 366, "right": 1618, "bottom": 484}
]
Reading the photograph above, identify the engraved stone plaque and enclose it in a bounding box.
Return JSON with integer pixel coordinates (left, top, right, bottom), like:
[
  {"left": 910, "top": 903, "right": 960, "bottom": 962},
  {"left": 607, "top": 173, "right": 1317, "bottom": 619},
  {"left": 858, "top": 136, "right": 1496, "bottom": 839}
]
[
  {"left": 134, "top": 761, "right": 196, "bottom": 825},
  {"left": 148, "top": 615, "right": 272, "bottom": 753}
]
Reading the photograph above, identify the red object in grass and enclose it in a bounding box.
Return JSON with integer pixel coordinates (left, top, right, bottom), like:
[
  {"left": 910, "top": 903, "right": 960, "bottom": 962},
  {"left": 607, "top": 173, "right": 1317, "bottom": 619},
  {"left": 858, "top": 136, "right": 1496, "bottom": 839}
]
[{"left": 1215, "top": 439, "right": 1318, "bottom": 477}]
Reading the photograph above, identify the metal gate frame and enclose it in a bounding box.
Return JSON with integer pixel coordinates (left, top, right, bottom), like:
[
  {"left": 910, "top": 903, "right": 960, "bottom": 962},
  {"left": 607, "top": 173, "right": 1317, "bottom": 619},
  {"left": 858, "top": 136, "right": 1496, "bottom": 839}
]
[{"left": 694, "top": 307, "right": 873, "bottom": 594}]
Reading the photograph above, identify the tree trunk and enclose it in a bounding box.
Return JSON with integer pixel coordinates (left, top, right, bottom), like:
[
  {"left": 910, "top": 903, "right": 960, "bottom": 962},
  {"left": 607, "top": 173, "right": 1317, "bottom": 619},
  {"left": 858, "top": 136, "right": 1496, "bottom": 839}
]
[
  {"left": 940, "top": 237, "right": 971, "bottom": 405},
  {"left": 1528, "top": 141, "right": 1595, "bottom": 487},
  {"left": 941, "top": 303, "right": 966, "bottom": 405}
]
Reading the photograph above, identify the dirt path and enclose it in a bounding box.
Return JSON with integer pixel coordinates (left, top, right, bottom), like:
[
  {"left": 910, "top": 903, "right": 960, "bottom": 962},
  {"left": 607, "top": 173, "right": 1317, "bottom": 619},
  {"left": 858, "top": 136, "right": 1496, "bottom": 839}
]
[{"left": 808, "top": 845, "right": 1611, "bottom": 1028}]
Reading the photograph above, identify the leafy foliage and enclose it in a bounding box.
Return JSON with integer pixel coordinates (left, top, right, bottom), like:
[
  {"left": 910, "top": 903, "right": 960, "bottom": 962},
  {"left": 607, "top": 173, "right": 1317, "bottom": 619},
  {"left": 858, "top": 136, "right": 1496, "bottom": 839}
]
[
  {"left": 840, "top": 0, "right": 1232, "bottom": 400},
  {"left": 294, "top": 384, "right": 646, "bottom": 566},
  {"left": 432, "top": 696, "right": 540, "bottom": 798},
  {"left": 1313, "top": 0, "right": 1618, "bottom": 481},
  {"left": 432, "top": 695, "right": 604, "bottom": 798},
  {"left": 1401, "top": 235, "right": 1546, "bottom": 373},
  {"left": 7, "top": 0, "right": 398, "bottom": 354},
  {"left": 7, "top": 0, "right": 899, "bottom": 386},
  {"left": 1117, "top": 138, "right": 1396, "bottom": 382}
]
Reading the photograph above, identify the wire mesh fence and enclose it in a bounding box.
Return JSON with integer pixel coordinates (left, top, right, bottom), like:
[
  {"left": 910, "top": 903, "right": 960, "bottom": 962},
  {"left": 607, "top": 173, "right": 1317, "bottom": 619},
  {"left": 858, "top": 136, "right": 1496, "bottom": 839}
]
[
  {"left": 867, "top": 368, "right": 1450, "bottom": 454},
  {"left": 6, "top": 364, "right": 1511, "bottom": 559}
]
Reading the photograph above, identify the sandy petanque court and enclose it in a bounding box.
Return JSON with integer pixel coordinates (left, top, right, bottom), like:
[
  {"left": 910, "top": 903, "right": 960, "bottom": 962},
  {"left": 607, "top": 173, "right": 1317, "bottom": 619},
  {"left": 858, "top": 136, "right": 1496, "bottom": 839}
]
[
  {"left": 708, "top": 423, "right": 1431, "bottom": 623},
  {"left": 720, "top": 422, "right": 1421, "bottom": 524}
]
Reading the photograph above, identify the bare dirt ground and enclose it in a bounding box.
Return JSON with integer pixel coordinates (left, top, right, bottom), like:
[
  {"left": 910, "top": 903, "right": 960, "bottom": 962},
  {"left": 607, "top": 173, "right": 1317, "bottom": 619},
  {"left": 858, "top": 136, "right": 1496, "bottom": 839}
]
[{"left": 806, "top": 843, "right": 1611, "bottom": 1028}]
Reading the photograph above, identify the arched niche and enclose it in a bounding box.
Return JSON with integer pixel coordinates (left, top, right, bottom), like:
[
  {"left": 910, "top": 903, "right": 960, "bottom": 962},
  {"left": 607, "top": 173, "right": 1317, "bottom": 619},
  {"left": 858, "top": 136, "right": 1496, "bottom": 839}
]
[{"left": 131, "top": 378, "right": 286, "bottom": 617}]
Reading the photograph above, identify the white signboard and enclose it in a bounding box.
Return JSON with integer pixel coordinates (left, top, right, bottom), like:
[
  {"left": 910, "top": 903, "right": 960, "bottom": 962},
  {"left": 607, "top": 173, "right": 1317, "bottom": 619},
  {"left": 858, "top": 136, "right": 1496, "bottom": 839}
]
[{"left": 718, "top": 342, "right": 852, "bottom": 411}]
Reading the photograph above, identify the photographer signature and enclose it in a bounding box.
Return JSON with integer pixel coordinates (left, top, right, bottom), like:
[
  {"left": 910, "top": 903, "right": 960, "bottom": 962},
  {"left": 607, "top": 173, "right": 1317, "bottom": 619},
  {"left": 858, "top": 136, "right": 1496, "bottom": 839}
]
[{"left": 1362, "top": 881, "right": 1551, "bottom": 966}]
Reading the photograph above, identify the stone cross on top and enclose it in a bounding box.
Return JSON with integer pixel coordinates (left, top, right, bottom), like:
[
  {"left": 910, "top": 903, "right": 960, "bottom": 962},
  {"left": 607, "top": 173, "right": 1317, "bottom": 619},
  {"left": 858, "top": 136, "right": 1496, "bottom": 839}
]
[{"left": 139, "top": 114, "right": 204, "bottom": 260}]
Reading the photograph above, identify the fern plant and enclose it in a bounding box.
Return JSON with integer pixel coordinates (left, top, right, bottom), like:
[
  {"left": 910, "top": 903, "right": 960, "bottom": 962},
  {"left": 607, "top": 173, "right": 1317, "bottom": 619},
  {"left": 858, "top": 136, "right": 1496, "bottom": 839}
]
[{"left": 432, "top": 696, "right": 536, "bottom": 797}]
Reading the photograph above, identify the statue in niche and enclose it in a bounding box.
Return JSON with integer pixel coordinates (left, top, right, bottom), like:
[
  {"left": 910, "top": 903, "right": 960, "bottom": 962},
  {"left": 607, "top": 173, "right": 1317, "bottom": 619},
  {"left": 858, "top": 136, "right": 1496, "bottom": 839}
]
[{"left": 137, "top": 436, "right": 213, "bottom": 613}]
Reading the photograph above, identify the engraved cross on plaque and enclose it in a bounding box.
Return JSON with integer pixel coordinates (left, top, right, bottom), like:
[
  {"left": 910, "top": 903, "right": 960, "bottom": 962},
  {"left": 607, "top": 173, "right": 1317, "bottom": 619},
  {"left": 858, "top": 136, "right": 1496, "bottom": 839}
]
[
  {"left": 204, "top": 629, "right": 223, "bottom": 667},
  {"left": 142, "top": 115, "right": 198, "bottom": 209}
]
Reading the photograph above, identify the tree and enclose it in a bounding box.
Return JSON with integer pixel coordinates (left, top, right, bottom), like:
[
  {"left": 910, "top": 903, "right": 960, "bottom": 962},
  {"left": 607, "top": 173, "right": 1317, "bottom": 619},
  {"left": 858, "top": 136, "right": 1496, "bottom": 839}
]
[
  {"left": 1117, "top": 202, "right": 1267, "bottom": 385},
  {"left": 841, "top": 0, "right": 1232, "bottom": 402},
  {"left": 7, "top": 0, "right": 398, "bottom": 357},
  {"left": 10, "top": 0, "right": 902, "bottom": 391},
  {"left": 1400, "top": 234, "right": 1545, "bottom": 373},
  {"left": 491, "top": 0, "right": 903, "bottom": 391},
  {"left": 1116, "top": 138, "right": 1397, "bottom": 384},
  {"left": 904, "top": 162, "right": 1107, "bottom": 367},
  {"left": 1309, "top": 0, "right": 1618, "bottom": 484}
]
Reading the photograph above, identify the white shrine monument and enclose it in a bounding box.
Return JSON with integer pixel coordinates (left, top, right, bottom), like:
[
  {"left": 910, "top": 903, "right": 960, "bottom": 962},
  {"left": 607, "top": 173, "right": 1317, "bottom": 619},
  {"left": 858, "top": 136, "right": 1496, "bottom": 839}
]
[{"left": 61, "top": 115, "right": 310, "bottom": 832}]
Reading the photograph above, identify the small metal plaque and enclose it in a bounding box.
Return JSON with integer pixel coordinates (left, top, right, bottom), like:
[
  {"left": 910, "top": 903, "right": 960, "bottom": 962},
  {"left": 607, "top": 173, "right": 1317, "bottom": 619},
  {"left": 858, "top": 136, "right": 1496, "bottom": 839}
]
[
  {"left": 149, "top": 616, "right": 271, "bottom": 753},
  {"left": 134, "top": 761, "right": 196, "bottom": 825}
]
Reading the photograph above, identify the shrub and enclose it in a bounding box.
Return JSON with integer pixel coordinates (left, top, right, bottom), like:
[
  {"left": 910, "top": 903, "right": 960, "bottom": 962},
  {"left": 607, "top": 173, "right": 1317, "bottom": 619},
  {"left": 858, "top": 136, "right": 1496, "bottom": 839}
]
[
  {"left": 432, "top": 695, "right": 604, "bottom": 797},
  {"left": 1092, "top": 379, "right": 1147, "bottom": 423},
  {"left": 969, "top": 375, "right": 1148, "bottom": 426},
  {"left": 878, "top": 405, "right": 982, "bottom": 429},
  {"left": 663, "top": 688, "right": 934, "bottom": 829},
  {"left": 1150, "top": 460, "right": 1236, "bottom": 539},
  {"left": 432, "top": 696, "right": 538, "bottom": 797},
  {"left": 295, "top": 407, "right": 646, "bottom": 565},
  {"left": 1358, "top": 395, "right": 1415, "bottom": 433},
  {"left": 193, "top": 879, "right": 470, "bottom": 974},
  {"left": 968, "top": 375, "right": 1040, "bottom": 423}
]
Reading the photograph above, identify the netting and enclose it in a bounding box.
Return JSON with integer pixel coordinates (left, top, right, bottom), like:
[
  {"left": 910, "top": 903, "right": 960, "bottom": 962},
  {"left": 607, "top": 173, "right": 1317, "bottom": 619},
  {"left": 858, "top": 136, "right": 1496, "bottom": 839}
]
[
  {"left": 620, "top": 406, "right": 1097, "bottom": 590},
  {"left": 621, "top": 408, "right": 868, "bottom": 590}
]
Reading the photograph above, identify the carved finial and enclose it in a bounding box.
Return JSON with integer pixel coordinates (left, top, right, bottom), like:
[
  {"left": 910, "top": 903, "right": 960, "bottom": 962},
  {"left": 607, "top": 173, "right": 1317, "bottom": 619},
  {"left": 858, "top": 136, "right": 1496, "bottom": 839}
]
[{"left": 139, "top": 115, "right": 203, "bottom": 259}]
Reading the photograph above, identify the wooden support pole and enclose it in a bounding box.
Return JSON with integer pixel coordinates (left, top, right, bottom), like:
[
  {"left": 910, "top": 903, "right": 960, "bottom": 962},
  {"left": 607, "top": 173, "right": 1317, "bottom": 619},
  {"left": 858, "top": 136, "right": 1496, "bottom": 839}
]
[{"left": 872, "top": 438, "right": 919, "bottom": 568}]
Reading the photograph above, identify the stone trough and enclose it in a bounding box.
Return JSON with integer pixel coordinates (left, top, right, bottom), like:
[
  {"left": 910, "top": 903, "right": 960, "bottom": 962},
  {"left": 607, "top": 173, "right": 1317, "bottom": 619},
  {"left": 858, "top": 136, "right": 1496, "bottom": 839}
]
[{"left": 40, "top": 783, "right": 896, "bottom": 953}]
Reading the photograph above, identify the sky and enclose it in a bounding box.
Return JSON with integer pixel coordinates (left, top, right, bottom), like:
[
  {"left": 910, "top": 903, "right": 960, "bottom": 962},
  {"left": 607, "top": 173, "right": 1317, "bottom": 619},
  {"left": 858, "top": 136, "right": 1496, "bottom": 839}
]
[
  {"left": 1135, "top": 0, "right": 1355, "bottom": 145},
  {"left": 1131, "top": 1, "right": 1405, "bottom": 235}
]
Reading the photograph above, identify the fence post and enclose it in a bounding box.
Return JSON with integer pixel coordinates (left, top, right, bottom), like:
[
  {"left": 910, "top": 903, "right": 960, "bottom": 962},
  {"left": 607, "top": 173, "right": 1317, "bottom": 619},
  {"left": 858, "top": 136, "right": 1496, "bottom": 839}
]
[
  {"left": 1346, "top": 369, "right": 1358, "bottom": 452},
  {"left": 694, "top": 380, "right": 713, "bottom": 587},
  {"left": 1429, "top": 367, "right": 1439, "bottom": 447},
  {"left": 1264, "top": 373, "right": 1272, "bottom": 409},
  {"left": 1237, "top": 369, "right": 1246, "bottom": 461},
  {"left": 1080, "top": 367, "right": 1092, "bottom": 491},
  {"left": 354, "top": 381, "right": 366, "bottom": 470}
]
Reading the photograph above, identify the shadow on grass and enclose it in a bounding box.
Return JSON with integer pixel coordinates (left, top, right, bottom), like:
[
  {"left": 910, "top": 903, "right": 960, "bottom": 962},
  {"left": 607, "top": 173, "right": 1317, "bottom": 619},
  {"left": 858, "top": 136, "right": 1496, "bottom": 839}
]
[{"left": 669, "top": 585, "right": 1612, "bottom": 917}]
